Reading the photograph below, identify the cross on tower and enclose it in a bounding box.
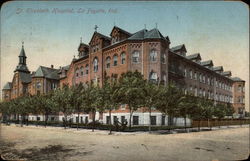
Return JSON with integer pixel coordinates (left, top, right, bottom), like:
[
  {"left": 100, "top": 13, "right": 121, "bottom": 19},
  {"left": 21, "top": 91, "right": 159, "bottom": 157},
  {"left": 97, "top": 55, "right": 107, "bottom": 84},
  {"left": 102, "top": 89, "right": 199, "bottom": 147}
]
[
  {"left": 22, "top": 41, "right": 24, "bottom": 48},
  {"left": 94, "top": 25, "right": 98, "bottom": 32}
]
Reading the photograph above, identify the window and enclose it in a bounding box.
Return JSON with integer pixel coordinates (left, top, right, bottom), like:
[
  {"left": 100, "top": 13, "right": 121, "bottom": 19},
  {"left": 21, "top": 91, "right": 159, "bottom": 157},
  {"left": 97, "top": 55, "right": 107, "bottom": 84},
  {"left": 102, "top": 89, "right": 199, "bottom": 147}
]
[
  {"left": 190, "top": 86, "right": 193, "bottom": 92},
  {"left": 161, "top": 115, "right": 165, "bottom": 125},
  {"left": 184, "top": 68, "right": 187, "bottom": 77},
  {"left": 93, "top": 57, "right": 98, "bottom": 72},
  {"left": 150, "top": 49, "right": 157, "bottom": 61},
  {"left": 203, "top": 75, "right": 206, "bottom": 83},
  {"left": 106, "top": 57, "right": 111, "bottom": 68},
  {"left": 238, "top": 85, "right": 241, "bottom": 92},
  {"left": 80, "top": 66, "right": 84, "bottom": 76},
  {"left": 121, "top": 104, "right": 126, "bottom": 110},
  {"left": 199, "top": 88, "right": 202, "bottom": 97},
  {"left": 194, "top": 72, "right": 197, "bottom": 80},
  {"left": 132, "top": 51, "right": 139, "bottom": 63},
  {"left": 149, "top": 71, "right": 158, "bottom": 81},
  {"left": 199, "top": 74, "right": 202, "bottom": 82},
  {"left": 121, "top": 116, "right": 126, "bottom": 124},
  {"left": 203, "top": 89, "right": 206, "bottom": 97},
  {"left": 207, "top": 77, "right": 210, "bottom": 85},
  {"left": 150, "top": 116, "right": 156, "bottom": 125},
  {"left": 85, "top": 64, "right": 89, "bottom": 74},
  {"left": 161, "top": 53, "right": 166, "bottom": 64},
  {"left": 189, "top": 70, "right": 193, "bottom": 79},
  {"left": 121, "top": 52, "right": 126, "bottom": 64},
  {"left": 194, "top": 87, "right": 198, "bottom": 96},
  {"left": 133, "top": 116, "right": 139, "bottom": 125},
  {"left": 113, "top": 54, "right": 118, "bottom": 66},
  {"left": 36, "top": 82, "right": 41, "bottom": 89}
]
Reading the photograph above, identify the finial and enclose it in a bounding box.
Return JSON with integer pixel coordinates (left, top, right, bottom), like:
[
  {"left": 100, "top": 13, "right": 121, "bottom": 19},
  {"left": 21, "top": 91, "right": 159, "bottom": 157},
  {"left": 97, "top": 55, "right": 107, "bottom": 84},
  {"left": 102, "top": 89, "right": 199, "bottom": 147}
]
[
  {"left": 73, "top": 55, "right": 75, "bottom": 59},
  {"left": 22, "top": 41, "right": 24, "bottom": 48},
  {"left": 144, "top": 24, "right": 146, "bottom": 29},
  {"left": 80, "top": 37, "right": 82, "bottom": 43},
  {"left": 94, "top": 25, "right": 98, "bottom": 32},
  {"left": 155, "top": 23, "right": 158, "bottom": 29},
  {"left": 114, "top": 21, "right": 116, "bottom": 26}
]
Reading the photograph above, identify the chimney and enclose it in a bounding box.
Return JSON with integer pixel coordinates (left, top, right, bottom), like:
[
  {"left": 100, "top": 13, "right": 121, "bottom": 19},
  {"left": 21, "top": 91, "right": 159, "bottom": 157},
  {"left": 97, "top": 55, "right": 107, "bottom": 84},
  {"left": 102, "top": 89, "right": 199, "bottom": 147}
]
[{"left": 51, "top": 65, "right": 54, "bottom": 69}]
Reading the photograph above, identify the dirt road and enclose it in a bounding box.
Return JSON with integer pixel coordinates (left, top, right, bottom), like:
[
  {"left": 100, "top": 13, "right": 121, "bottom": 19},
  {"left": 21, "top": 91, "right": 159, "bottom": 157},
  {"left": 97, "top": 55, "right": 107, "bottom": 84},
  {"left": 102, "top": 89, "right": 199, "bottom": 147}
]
[{"left": 0, "top": 124, "right": 249, "bottom": 161}]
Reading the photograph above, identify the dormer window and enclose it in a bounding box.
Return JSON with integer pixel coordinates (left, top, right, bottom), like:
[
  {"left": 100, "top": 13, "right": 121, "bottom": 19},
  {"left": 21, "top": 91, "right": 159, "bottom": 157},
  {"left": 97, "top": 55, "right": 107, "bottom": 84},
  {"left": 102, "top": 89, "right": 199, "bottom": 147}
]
[{"left": 161, "top": 53, "right": 166, "bottom": 64}]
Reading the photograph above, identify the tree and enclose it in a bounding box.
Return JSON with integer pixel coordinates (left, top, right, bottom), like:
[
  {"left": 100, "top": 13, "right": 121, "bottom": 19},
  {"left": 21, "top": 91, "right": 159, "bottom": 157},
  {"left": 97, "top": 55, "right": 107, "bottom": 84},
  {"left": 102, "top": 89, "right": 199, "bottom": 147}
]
[
  {"left": 52, "top": 85, "right": 73, "bottom": 129},
  {"left": 68, "top": 83, "right": 85, "bottom": 130},
  {"left": 143, "top": 81, "right": 160, "bottom": 132},
  {"left": 117, "top": 71, "right": 146, "bottom": 129},
  {"left": 213, "top": 103, "right": 226, "bottom": 128},
  {"left": 102, "top": 73, "right": 120, "bottom": 134},
  {"left": 155, "top": 83, "right": 183, "bottom": 129},
  {"left": 178, "top": 93, "right": 197, "bottom": 131}
]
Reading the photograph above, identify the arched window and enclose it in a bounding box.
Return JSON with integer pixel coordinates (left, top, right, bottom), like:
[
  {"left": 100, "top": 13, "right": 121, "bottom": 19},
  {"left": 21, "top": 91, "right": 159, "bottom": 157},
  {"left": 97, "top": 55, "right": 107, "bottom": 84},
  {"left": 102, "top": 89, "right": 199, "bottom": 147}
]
[
  {"left": 80, "top": 66, "right": 84, "bottom": 76},
  {"left": 75, "top": 68, "right": 79, "bottom": 77},
  {"left": 93, "top": 57, "right": 98, "bottom": 72},
  {"left": 106, "top": 57, "right": 111, "bottom": 68},
  {"left": 189, "top": 70, "right": 193, "bottom": 79},
  {"left": 161, "top": 53, "right": 166, "bottom": 64},
  {"left": 113, "top": 54, "right": 118, "bottom": 66},
  {"left": 150, "top": 49, "right": 157, "bottom": 61},
  {"left": 85, "top": 64, "right": 89, "bottom": 74},
  {"left": 149, "top": 71, "right": 158, "bottom": 82},
  {"left": 121, "top": 52, "right": 126, "bottom": 64},
  {"left": 132, "top": 51, "right": 139, "bottom": 63}
]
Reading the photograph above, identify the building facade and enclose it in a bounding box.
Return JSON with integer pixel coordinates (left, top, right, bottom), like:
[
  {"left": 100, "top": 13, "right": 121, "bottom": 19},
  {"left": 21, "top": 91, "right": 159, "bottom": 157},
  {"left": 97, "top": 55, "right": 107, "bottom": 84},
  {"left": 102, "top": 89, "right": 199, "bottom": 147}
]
[{"left": 2, "top": 26, "right": 246, "bottom": 126}]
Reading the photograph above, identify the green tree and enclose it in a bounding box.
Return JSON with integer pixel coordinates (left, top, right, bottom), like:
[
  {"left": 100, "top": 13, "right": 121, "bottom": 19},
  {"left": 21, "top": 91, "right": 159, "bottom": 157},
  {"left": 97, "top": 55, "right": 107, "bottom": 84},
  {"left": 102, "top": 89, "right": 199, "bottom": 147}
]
[
  {"left": 102, "top": 73, "right": 120, "bottom": 134},
  {"left": 52, "top": 85, "right": 73, "bottom": 129},
  {"left": 155, "top": 83, "right": 183, "bottom": 129},
  {"left": 117, "top": 71, "right": 146, "bottom": 129},
  {"left": 143, "top": 81, "right": 160, "bottom": 132},
  {"left": 213, "top": 103, "right": 226, "bottom": 128}
]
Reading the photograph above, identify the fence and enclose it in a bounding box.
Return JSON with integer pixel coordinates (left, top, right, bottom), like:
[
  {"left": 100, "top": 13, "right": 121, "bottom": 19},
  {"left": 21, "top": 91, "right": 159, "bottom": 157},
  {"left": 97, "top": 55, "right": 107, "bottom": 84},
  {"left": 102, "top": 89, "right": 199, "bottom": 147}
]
[{"left": 192, "top": 118, "right": 250, "bottom": 128}]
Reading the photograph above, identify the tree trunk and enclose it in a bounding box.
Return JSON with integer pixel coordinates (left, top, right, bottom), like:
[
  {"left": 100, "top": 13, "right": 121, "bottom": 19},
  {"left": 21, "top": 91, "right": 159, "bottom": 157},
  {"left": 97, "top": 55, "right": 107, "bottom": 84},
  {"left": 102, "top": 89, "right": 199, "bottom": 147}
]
[
  {"left": 21, "top": 115, "right": 23, "bottom": 127},
  {"left": 36, "top": 114, "right": 38, "bottom": 127},
  {"left": 77, "top": 111, "right": 80, "bottom": 130},
  {"left": 149, "top": 108, "right": 152, "bottom": 133},
  {"left": 198, "top": 120, "right": 201, "bottom": 131},
  {"left": 64, "top": 114, "right": 67, "bottom": 129},
  {"left": 92, "top": 110, "right": 96, "bottom": 132},
  {"left": 184, "top": 116, "right": 187, "bottom": 132},
  {"left": 129, "top": 110, "right": 133, "bottom": 129},
  {"left": 109, "top": 109, "right": 112, "bottom": 135}
]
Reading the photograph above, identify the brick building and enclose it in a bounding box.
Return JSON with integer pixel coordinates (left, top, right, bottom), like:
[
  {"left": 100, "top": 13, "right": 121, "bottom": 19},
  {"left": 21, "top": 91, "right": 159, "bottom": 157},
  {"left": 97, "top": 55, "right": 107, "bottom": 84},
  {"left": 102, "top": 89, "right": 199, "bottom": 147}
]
[{"left": 2, "top": 26, "right": 246, "bottom": 125}]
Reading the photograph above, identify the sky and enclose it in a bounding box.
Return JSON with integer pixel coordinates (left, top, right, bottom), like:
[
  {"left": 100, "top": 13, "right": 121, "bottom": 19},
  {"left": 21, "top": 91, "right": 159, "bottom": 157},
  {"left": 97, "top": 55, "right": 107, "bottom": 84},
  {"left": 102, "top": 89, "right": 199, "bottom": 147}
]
[{"left": 0, "top": 1, "right": 249, "bottom": 111}]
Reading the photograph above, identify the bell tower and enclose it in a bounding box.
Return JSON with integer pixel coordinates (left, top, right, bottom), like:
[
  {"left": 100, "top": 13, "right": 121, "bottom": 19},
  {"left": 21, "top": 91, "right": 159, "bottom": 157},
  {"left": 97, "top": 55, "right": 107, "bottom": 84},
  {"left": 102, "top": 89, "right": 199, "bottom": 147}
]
[{"left": 14, "top": 42, "right": 30, "bottom": 73}]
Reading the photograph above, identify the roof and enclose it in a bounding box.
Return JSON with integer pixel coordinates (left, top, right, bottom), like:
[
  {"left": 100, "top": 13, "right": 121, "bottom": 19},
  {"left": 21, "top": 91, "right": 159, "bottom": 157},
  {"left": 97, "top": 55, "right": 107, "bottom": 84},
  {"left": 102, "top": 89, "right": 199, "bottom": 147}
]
[
  {"left": 221, "top": 71, "right": 231, "bottom": 76},
  {"left": 3, "top": 82, "right": 12, "bottom": 90},
  {"left": 128, "top": 29, "right": 148, "bottom": 40},
  {"left": 201, "top": 60, "right": 213, "bottom": 66},
  {"left": 33, "top": 66, "right": 60, "bottom": 80},
  {"left": 19, "top": 46, "right": 27, "bottom": 57},
  {"left": 15, "top": 64, "right": 30, "bottom": 73},
  {"left": 128, "top": 28, "right": 167, "bottom": 40},
  {"left": 231, "top": 77, "right": 245, "bottom": 82},
  {"left": 213, "top": 66, "right": 223, "bottom": 71},
  {"left": 186, "top": 53, "right": 201, "bottom": 60},
  {"left": 111, "top": 26, "right": 132, "bottom": 36},
  {"left": 19, "top": 72, "right": 32, "bottom": 83},
  {"left": 170, "top": 44, "right": 186, "bottom": 53}
]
